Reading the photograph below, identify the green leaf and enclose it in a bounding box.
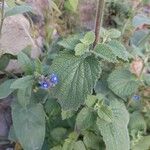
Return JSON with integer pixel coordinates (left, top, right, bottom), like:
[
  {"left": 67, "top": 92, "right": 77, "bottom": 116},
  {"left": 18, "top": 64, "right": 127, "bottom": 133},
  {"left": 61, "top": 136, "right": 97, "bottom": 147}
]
[
  {"left": 96, "top": 99, "right": 130, "bottom": 150},
  {"left": 107, "top": 29, "right": 121, "bottom": 39},
  {"left": 75, "top": 43, "right": 89, "bottom": 56},
  {"left": 17, "top": 52, "right": 33, "bottom": 74},
  {"left": 76, "top": 107, "right": 96, "bottom": 131},
  {"left": 4, "top": 5, "right": 32, "bottom": 17},
  {"left": 74, "top": 141, "right": 86, "bottom": 150},
  {"left": 80, "top": 31, "right": 95, "bottom": 45},
  {"left": 83, "top": 132, "right": 101, "bottom": 150},
  {"left": 128, "top": 112, "right": 147, "bottom": 135},
  {"left": 143, "top": 74, "right": 150, "bottom": 86},
  {"left": 94, "top": 101, "right": 113, "bottom": 122},
  {"left": 10, "top": 75, "right": 33, "bottom": 89},
  {"left": 34, "top": 58, "right": 43, "bottom": 74},
  {"left": 61, "top": 110, "right": 74, "bottom": 120},
  {"left": 107, "top": 40, "right": 129, "bottom": 61},
  {"left": 108, "top": 68, "right": 140, "bottom": 98},
  {"left": 50, "top": 127, "right": 67, "bottom": 142},
  {"left": 51, "top": 52, "right": 101, "bottom": 110},
  {"left": 17, "top": 87, "right": 32, "bottom": 107},
  {"left": 44, "top": 97, "right": 61, "bottom": 117},
  {"left": 51, "top": 145, "right": 62, "bottom": 150},
  {"left": 94, "top": 43, "right": 117, "bottom": 62},
  {"left": 62, "top": 132, "right": 78, "bottom": 150},
  {"left": 58, "top": 34, "right": 82, "bottom": 50},
  {"left": 85, "top": 95, "right": 97, "bottom": 107},
  {"left": 132, "top": 136, "right": 150, "bottom": 150},
  {"left": 0, "top": 53, "right": 16, "bottom": 71},
  {"left": 0, "top": 79, "right": 15, "bottom": 99},
  {"left": 12, "top": 103, "right": 45, "bottom": 150}
]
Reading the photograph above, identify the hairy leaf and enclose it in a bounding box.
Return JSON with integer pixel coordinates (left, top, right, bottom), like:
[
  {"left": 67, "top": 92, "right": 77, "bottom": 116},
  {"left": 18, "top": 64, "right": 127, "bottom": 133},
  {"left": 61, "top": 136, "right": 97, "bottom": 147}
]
[
  {"left": 12, "top": 103, "right": 45, "bottom": 150},
  {"left": 58, "top": 34, "right": 82, "bottom": 50},
  {"left": 75, "top": 43, "right": 89, "bottom": 56},
  {"left": 17, "top": 52, "right": 33, "bottom": 74},
  {"left": 10, "top": 75, "right": 33, "bottom": 89},
  {"left": 108, "top": 68, "right": 140, "bottom": 98},
  {"left": 107, "top": 40, "right": 129, "bottom": 61},
  {"left": 96, "top": 99, "right": 130, "bottom": 150},
  {"left": 94, "top": 44, "right": 117, "bottom": 62},
  {"left": 132, "top": 136, "right": 150, "bottom": 150},
  {"left": 17, "top": 87, "right": 32, "bottom": 107},
  {"left": 0, "top": 79, "right": 15, "bottom": 99},
  {"left": 80, "top": 31, "right": 95, "bottom": 45},
  {"left": 76, "top": 107, "right": 96, "bottom": 131},
  {"left": 51, "top": 52, "right": 101, "bottom": 110},
  {"left": 74, "top": 141, "right": 86, "bottom": 150},
  {"left": 107, "top": 29, "right": 121, "bottom": 39},
  {"left": 128, "top": 112, "right": 147, "bottom": 135},
  {"left": 95, "top": 102, "right": 113, "bottom": 122},
  {"left": 83, "top": 132, "right": 101, "bottom": 150}
]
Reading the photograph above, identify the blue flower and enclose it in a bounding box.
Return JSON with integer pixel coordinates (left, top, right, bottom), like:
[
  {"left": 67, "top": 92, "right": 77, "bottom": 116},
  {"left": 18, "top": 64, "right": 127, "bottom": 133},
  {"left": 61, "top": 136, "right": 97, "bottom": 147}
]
[
  {"left": 39, "top": 80, "right": 50, "bottom": 89},
  {"left": 132, "top": 95, "right": 141, "bottom": 101},
  {"left": 50, "top": 73, "right": 59, "bottom": 85}
]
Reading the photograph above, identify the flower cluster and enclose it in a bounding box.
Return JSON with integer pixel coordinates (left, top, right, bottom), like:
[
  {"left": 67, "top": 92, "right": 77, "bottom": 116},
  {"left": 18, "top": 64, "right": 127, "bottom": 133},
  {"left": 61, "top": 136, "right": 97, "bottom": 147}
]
[{"left": 38, "top": 73, "right": 59, "bottom": 89}]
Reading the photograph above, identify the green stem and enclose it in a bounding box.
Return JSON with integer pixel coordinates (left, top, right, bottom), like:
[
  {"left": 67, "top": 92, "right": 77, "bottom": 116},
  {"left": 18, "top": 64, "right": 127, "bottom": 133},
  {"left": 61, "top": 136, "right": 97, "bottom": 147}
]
[
  {"left": 0, "top": 0, "right": 5, "bottom": 37},
  {"left": 93, "top": 0, "right": 105, "bottom": 48}
]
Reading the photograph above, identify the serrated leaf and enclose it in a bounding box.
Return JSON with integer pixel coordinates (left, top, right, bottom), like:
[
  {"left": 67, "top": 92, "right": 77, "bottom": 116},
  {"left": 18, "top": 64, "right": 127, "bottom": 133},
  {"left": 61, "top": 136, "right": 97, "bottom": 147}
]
[
  {"left": 83, "top": 132, "right": 101, "bottom": 150},
  {"left": 74, "top": 141, "right": 86, "bottom": 150},
  {"left": 94, "top": 44, "right": 117, "bottom": 62},
  {"left": 76, "top": 107, "right": 96, "bottom": 131},
  {"left": 0, "top": 79, "right": 15, "bottom": 99},
  {"left": 58, "top": 34, "right": 82, "bottom": 50},
  {"left": 80, "top": 31, "right": 95, "bottom": 45},
  {"left": 96, "top": 99, "right": 130, "bottom": 150},
  {"left": 51, "top": 52, "right": 101, "bottom": 110},
  {"left": 75, "top": 43, "right": 89, "bottom": 56},
  {"left": 107, "top": 29, "right": 121, "bottom": 39},
  {"left": 10, "top": 75, "right": 33, "bottom": 89},
  {"left": 108, "top": 68, "right": 140, "bottom": 98},
  {"left": 95, "top": 102, "right": 113, "bottom": 122},
  {"left": 4, "top": 5, "right": 32, "bottom": 17},
  {"left": 17, "top": 52, "right": 33, "bottom": 74},
  {"left": 107, "top": 40, "right": 129, "bottom": 61},
  {"left": 12, "top": 103, "right": 45, "bottom": 150}
]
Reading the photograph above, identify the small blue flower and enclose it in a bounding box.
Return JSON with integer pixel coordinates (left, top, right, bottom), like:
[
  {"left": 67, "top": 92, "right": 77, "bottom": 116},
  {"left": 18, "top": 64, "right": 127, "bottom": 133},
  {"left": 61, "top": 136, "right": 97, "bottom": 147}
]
[
  {"left": 39, "top": 80, "right": 50, "bottom": 89},
  {"left": 50, "top": 73, "right": 59, "bottom": 85},
  {"left": 132, "top": 95, "right": 141, "bottom": 101}
]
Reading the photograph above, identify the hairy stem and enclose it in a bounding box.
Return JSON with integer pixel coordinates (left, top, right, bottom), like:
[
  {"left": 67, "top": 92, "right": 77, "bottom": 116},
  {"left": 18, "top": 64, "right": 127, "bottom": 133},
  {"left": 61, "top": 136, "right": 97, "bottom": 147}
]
[
  {"left": 93, "top": 0, "right": 105, "bottom": 48},
  {"left": 0, "top": 0, "right": 5, "bottom": 37}
]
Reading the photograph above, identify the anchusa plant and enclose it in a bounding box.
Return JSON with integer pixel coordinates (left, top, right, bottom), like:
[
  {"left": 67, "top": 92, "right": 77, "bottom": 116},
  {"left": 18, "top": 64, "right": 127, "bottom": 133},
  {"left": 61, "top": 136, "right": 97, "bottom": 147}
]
[{"left": 0, "top": 0, "right": 150, "bottom": 150}]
